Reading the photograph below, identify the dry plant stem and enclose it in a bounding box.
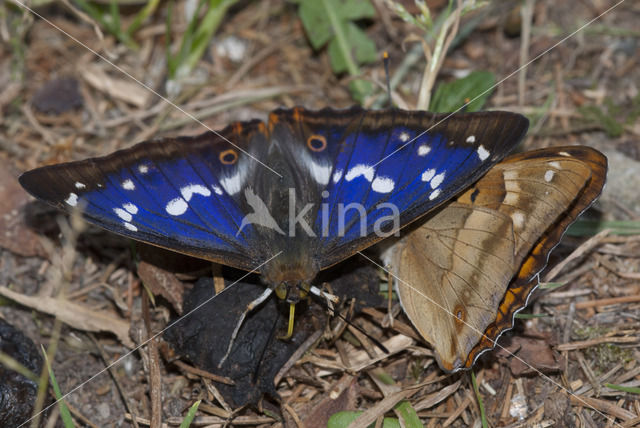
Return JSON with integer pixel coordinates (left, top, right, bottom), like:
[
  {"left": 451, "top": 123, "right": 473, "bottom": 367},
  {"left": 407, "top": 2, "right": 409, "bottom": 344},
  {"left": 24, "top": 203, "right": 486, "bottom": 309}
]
[
  {"left": 519, "top": 0, "right": 535, "bottom": 106},
  {"left": 158, "top": 85, "right": 311, "bottom": 131},
  {"left": 274, "top": 329, "right": 323, "bottom": 385},
  {"left": 544, "top": 229, "right": 611, "bottom": 281},
  {"left": 556, "top": 294, "right": 640, "bottom": 310},
  {"left": 88, "top": 334, "right": 140, "bottom": 428},
  {"left": 417, "top": 3, "right": 461, "bottom": 110},
  {"left": 172, "top": 359, "right": 235, "bottom": 385},
  {"left": 556, "top": 336, "right": 638, "bottom": 351},
  {"left": 202, "top": 378, "right": 232, "bottom": 414},
  {"left": 350, "top": 387, "right": 421, "bottom": 428},
  {"left": 59, "top": 0, "right": 105, "bottom": 43},
  {"left": 142, "top": 293, "right": 162, "bottom": 428},
  {"left": 59, "top": 399, "right": 100, "bottom": 428},
  {"left": 32, "top": 216, "right": 84, "bottom": 428}
]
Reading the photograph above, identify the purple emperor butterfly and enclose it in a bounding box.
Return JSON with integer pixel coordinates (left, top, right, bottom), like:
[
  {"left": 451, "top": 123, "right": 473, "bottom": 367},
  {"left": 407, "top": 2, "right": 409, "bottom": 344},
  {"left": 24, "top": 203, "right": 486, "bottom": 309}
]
[
  {"left": 381, "top": 146, "right": 607, "bottom": 372},
  {"left": 19, "top": 107, "right": 528, "bottom": 305}
]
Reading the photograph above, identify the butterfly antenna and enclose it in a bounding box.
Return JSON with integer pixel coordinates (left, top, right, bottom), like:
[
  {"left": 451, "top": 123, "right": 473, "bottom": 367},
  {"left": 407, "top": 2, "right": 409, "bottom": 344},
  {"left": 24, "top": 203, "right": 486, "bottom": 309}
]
[
  {"left": 306, "top": 285, "right": 389, "bottom": 354},
  {"left": 383, "top": 51, "right": 392, "bottom": 108}
]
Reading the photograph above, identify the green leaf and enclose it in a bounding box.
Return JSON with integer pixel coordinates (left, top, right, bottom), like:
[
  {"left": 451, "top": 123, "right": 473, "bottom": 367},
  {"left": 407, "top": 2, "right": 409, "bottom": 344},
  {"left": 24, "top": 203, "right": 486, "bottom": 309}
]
[
  {"left": 429, "top": 70, "right": 495, "bottom": 113},
  {"left": 328, "top": 411, "right": 401, "bottom": 428},
  {"left": 179, "top": 400, "right": 201, "bottom": 428},
  {"left": 348, "top": 78, "right": 373, "bottom": 103},
  {"left": 338, "top": 0, "right": 376, "bottom": 20},
  {"left": 299, "top": 0, "right": 333, "bottom": 49},
  {"left": 298, "top": 0, "right": 377, "bottom": 103},
  {"left": 394, "top": 400, "right": 422, "bottom": 428},
  {"left": 327, "top": 22, "right": 376, "bottom": 73}
]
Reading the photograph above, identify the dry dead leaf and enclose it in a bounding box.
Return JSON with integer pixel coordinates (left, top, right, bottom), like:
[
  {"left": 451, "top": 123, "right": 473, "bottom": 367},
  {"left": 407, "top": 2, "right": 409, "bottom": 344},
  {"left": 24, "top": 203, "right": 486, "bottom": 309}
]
[
  {"left": 137, "top": 260, "right": 185, "bottom": 313},
  {"left": 0, "top": 286, "right": 134, "bottom": 347}
]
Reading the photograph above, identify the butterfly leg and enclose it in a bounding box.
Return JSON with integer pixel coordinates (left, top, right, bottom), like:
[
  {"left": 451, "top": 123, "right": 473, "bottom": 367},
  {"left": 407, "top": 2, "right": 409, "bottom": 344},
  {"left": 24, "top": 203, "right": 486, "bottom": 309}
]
[
  {"left": 386, "top": 271, "right": 394, "bottom": 327},
  {"left": 218, "top": 287, "right": 274, "bottom": 368},
  {"left": 309, "top": 285, "right": 339, "bottom": 314}
]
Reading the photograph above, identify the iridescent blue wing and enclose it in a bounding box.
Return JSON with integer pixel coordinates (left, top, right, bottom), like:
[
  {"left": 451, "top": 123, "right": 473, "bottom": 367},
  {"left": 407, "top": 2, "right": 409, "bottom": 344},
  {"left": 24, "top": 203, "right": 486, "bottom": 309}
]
[
  {"left": 19, "top": 121, "right": 270, "bottom": 271},
  {"left": 268, "top": 107, "right": 529, "bottom": 269}
]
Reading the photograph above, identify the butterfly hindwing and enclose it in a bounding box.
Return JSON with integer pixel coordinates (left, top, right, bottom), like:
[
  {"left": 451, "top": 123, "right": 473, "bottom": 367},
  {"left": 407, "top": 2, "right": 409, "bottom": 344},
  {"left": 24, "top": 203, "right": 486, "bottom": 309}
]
[
  {"left": 463, "top": 145, "right": 607, "bottom": 368},
  {"left": 383, "top": 146, "right": 607, "bottom": 372}
]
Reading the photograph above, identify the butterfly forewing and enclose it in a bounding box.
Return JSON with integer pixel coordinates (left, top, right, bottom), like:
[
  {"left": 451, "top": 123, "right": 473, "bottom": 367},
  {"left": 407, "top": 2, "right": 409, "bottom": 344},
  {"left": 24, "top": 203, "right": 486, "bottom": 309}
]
[
  {"left": 270, "top": 107, "right": 529, "bottom": 269},
  {"left": 19, "top": 121, "right": 269, "bottom": 271}
]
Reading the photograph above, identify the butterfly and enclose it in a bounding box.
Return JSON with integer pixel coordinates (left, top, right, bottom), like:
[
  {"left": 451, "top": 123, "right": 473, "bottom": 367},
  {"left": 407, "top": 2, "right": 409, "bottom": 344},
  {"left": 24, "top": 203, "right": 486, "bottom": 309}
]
[
  {"left": 19, "top": 106, "right": 529, "bottom": 310},
  {"left": 381, "top": 145, "right": 607, "bottom": 372}
]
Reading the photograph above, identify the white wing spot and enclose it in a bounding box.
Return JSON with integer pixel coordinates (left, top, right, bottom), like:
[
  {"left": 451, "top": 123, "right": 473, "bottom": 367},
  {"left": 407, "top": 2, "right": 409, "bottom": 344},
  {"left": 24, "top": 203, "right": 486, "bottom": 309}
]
[
  {"left": 371, "top": 176, "right": 395, "bottom": 193},
  {"left": 180, "top": 184, "right": 211, "bottom": 201},
  {"left": 166, "top": 197, "right": 188, "bottom": 216},
  {"left": 212, "top": 185, "right": 223, "bottom": 195},
  {"left": 220, "top": 161, "right": 249, "bottom": 195},
  {"left": 114, "top": 208, "right": 132, "bottom": 222},
  {"left": 504, "top": 192, "right": 519, "bottom": 205},
  {"left": 430, "top": 172, "right": 446, "bottom": 189},
  {"left": 544, "top": 170, "right": 555, "bottom": 182},
  {"left": 548, "top": 161, "right": 562, "bottom": 169},
  {"left": 511, "top": 211, "right": 525, "bottom": 230},
  {"left": 466, "top": 135, "right": 476, "bottom": 143},
  {"left": 345, "top": 164, "right": 375, "bottom": 182},
  {"left": 306, "top": 158, "right": 331, "bottom": 185},
  {"left": 421, "top": 168, "right": 436, "bottom": 182},
  {"left": 429, "top": 188, "right": 442, "bottom": 200},
  {"left": 122, "top": 179, "right": 135, "bottom": 190},
  {"left": 75, "top": 182, "right": 85, "bottom": 189},
  {"left": 123, "top": 203, "right": 138, "bottom": 214},
  {"left": 332, "top": 169, "right": 343, "bottom": 184},
  {"left": 504, "top": 170, "right": 518, "bottom": 181},
  {"left": 124, "top": 222, "right": 138, "bottom": 232},
  {"left": 477, "top": 145, "right": 490, "bottom": 161},
  {"left": 504, "top": 171, "right": 520, "bottom": 204},
  {"left": 417, "top": 145, "right": 431, "bottom": 156},
  {"left": 399, "top": 132, "right": 410, "bottom": 142},
  {"left": 65, "top": 193, "right": 78, "bottom": 206},
  {"left": 138, "top": 164, "right": 149, "bottom": 174}
]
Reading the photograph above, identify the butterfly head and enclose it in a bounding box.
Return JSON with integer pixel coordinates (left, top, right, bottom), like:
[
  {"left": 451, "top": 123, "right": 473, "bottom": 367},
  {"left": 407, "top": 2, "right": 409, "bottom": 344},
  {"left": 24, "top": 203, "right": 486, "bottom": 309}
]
[{"left": 261, "top": 252, "right": 319, "bottom": 304}]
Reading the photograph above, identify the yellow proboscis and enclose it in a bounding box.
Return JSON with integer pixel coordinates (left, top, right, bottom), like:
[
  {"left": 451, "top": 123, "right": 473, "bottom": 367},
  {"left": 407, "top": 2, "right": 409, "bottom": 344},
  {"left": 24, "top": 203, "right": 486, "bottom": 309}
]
[{"left": 278, "top": 303, "right": 296, "bottom": 340}]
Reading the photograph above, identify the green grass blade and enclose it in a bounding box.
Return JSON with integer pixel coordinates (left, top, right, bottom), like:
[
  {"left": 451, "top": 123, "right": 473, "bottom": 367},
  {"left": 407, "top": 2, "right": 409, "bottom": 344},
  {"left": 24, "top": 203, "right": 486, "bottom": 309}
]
[
  {"left": 566, "top": 220, "right": 640, "bottom": 236},
  {"left": 126, "top": 0, "right": 160, "bottom": 35},
  {"left": 605, "top": 383, "right": 640, "bottom": 394},
  {"left": 179, "top": 400, "right": 201, "bottom": 428},
  {"left": 42, "top": 345, "right": 75, "bottom": 428},
  {"left": 471, "top": 370, "right": 488, "bottom": 428}
]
